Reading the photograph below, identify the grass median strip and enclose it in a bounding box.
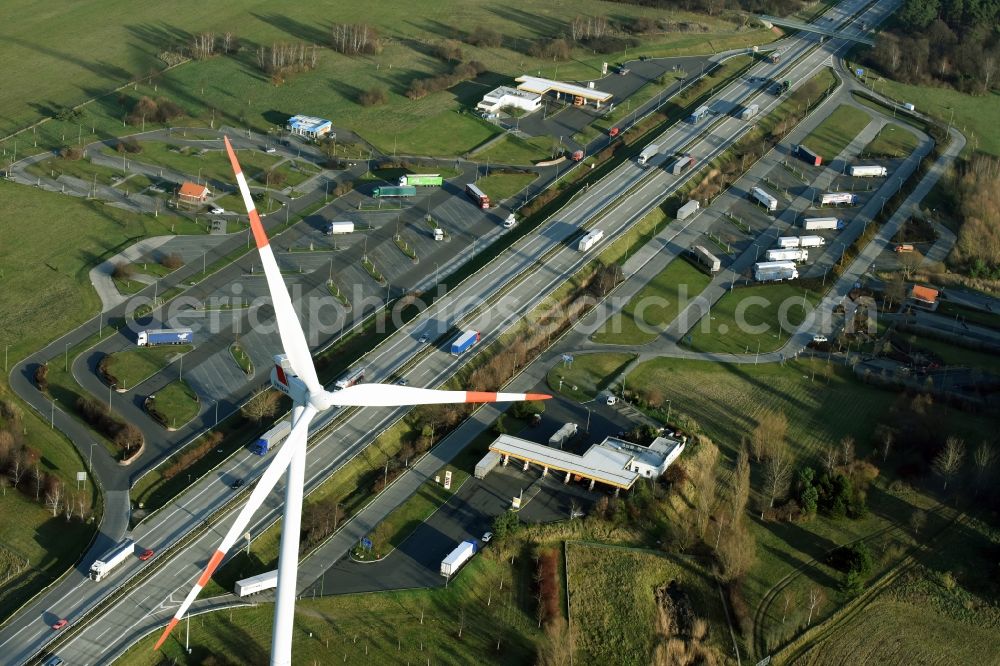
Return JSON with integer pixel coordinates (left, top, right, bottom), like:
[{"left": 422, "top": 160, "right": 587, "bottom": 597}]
[{"left": 100, "top": 345, "right": 191, "bottom": 391}]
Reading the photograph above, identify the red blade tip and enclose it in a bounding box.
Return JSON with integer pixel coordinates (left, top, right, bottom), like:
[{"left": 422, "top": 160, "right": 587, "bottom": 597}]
[{"left": 526, "top": 393, "right": 552, "bottom": 400}]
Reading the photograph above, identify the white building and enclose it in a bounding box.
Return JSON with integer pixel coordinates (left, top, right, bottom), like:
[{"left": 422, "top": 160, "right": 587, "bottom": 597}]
[
  {"left": 286, "top": 115, "right": 333, "bottom": 138},
  {"left": 600, "top": 436, "right": 686, "bottom": 478},
  {"left": 476, "top": 86, "right": 542, "bottom": 115}
]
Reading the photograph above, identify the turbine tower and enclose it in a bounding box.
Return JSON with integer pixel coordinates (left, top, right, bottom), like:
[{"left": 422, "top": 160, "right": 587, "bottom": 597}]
[{"left": 154, "top": 137, "right": 548, "bottom": 665}]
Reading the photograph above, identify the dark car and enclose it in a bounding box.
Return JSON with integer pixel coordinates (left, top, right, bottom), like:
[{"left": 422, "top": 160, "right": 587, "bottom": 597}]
[{"left": 231, "top": 478, "right": 244, "bottom": 489}]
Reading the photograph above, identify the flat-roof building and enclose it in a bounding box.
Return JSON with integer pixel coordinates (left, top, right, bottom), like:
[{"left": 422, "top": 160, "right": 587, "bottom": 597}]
[
  {"left": 476, "top": 86, "right": 542, "bottom": 115},
  {"left": 483, "top": 432, "right": 686, "bottom": 491},
  {"left": 287, "top": 115, "right": 333, "bottom": 138},
  {"left": 515, "top": 76, "right": 613, "bottom": 108}
]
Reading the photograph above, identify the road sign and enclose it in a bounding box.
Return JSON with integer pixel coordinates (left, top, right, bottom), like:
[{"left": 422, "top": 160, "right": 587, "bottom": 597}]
[
  {"left": 444, "top": 470, "right": 452, "bottom": 490},
  {"left": 76, "top": 472, "right": 87, "bottom": 482},
  {"left": 361, "top": 537, "right": 372, "bottom": 550}
]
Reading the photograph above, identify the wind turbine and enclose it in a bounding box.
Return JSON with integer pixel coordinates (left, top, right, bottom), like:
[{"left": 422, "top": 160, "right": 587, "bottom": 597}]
[{"left": 153, "top": 137, "right": 548, "bottom": 664}]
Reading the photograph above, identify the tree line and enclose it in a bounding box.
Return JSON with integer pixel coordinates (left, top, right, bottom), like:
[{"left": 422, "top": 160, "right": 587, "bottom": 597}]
[{"left": 862, "top": 0, "right": 1000, "bottom": 94}]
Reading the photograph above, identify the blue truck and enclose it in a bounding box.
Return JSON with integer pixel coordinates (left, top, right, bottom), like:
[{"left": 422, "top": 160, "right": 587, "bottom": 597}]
[
  {"left": 450, "top": 330, "right": 480, "bottom": 355},
  {"left": 137, "top": 328, "right": 193, "bottom": 347},
  {"left": 250, "top": 420, "right": 292, "bottom": 455}
]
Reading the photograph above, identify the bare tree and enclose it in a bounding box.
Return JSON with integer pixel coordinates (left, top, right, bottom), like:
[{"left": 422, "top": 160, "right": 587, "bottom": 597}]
[
  {"left": 899, "top": 250, "right": 924, "bottom": 280},
  {"left": 880, "top": 428, "right": 895, "bottom": 462},
  {"left": 821, "top": 443, "right": 840, "bottom": 474},
  {"left": 840, "top": 436, "right": 855, "bottom": 467},
  {"left": 715, "top": 522, "right": 755, "bottom": 581},
  {"left": 781, "top": 589, "right": 796, "bottom": 624},
  {"left": 241, "top": 389, "right": 282, "bottom": 422},
  {"left": 44, "top": 479, "right": 62, "bottom": 517},
  {"left": 751, "top": 410, "right": 787, "bottom": 462},
  {"left": 32, "top": 464, "right": 43, "bottom": 500},
  {"left": 973, "top": 442, "right": 996, "bottom": 494},
  {"left": 909, "top": 508, "right": 927, "bottom": 536},
  {"left": 762, "top": 446, "right": 794, "bottom": 516},
  {"left": 730, "top": 445, "right": 751, "bottom": 524},
  {"left": 932, "top": 437, "right": 965, "bottom": 491},
  {"left": 806, "top": 587, "right": 825, "bottom": 624},
  {"left": 884, "top": 274, "right": 906, "bottom": 311}
]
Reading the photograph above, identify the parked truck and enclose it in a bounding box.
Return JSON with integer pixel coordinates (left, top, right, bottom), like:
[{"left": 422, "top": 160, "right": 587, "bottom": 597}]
[
  {"left": 372, "top": 185, "right": 416, "bottom": 198},
  {"left": 797, "top": 144, "right": 822, "bottom": 166},
  {"left": 637, "top": 143, "right": 661, "bottom": 167},
  {"left": 754, "top": 261, "right": 799, "bottom": 282},
  {"left": 738, "top": 104, "right": 759, "bottom": 121},
  {"left": 692, "top": 245, "right": 721, "bottom": 272},
  {"left": 251, "top": 419, "right": 292, "bottom": 455},
  {"left": 751, "top": 186, "right": 779, "bottom": 212},
  {"left": 800, "top": 235, "right": 826, "bottom": 247},
  {"left": 441, "top": 541, "right": 477, "bottom": 577},
  {"left": 548, "top": 423, "right": 578, "bottom": 448},
  {"left": 668, "top": 154, "right": 695, "bottom": 175},
  {"left": 398, "top": 174, "right": 442, "bottom": 187},
  {"left": 802, "top": 217, "right": 844, "bottom": 230},
  {"left": 688, "top": 105, "right": 710, "bottom": 124},
  {"left": 777, "top": 237, "right": 801, "bottom": 248},
  {"left": 137, "top": 328, "right": 193, "bottom": 347},
  {"left": 820, "top": 192, "right": 858, "bottom": 206},
  {"left": 676, "top": 200, "right": 700, "bottom": 220},
  {"left": 89, "top": 539, "right": 135, "bottom": 582},
  {"left": 334, "top": 367, "right": 366, "bottom": 390},
  {"left": 578, "top": 229, "right": 604, "bottom": 252},
  {"left": 325, "top": 220, "right": 354, "bottom": 235},
  {"left": 766, "top": 247, "right": 809, "bottom": 262},
  {"left": 451, "top": 330, "right": 480, "bottom": 355},
  {"left": 465, "top": 183, "right": 490, "bottom": 209},
  {"left": 849, "top": 165, "right": 887, "bottom": 177},
  {"left": 235, "top": 570, "right": 278, "bottom": 597},
  {"left": 474, "top": 451, "right": 501, "bottom": 479}
]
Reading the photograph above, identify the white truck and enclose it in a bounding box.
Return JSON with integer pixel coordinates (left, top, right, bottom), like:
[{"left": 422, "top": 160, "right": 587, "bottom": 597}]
[
  {"left": 777, "top": 237, "right": 801, "bottom": 248},
  {"left": 850, "top": 165, "right": 888, "bottom": 177},
  {"left": 754, "top": 261, "right": 799, "bottom": 282},
  {"left": 800, "top": 235, "right": 826, "bottom": 247},
  {"left": 766, "top": 247, "right": 809, "bottom": 262},
  {"left": 441, "top": 540, "right": 477, "bottom": 577},
  {"left": 89, "top": 539, "right": 135, "bottom": 582},
  {"left": 334, "top": 366, "right": 366, "bottom": 390},
  {"left": 802, "top": 217, "right": 842, "bottom": 230},
  {"left": 548, "top": 423, "right": 578, "bottom": 448},
  {"left": 676, "top": 200, "right": 700, "bottom": 221},
  {"left": 739, "top": 104, "right": 759, "bottom": 120},
  {"left": 235, "top": 570, "right": 278, "bottom": 596},
  {"left": 820, "top": 192, "right": 858, "bottom": 206},
  {"left": 578, "top": 229, "right": 604, "bottom": 252},
  {"left": 751, "top": 186, "right": 778, "bottom": 212},
  {"left": 325, "top": 220, "right": 354, "bottom": 235},
  {"left": 637, "top": 144, "right": 661, "bottom": 167},
  {"left": 692, "top": 245, "right": 721, "bottom": 272},
  {"left": 474, "top": 451, "right": 502, "bottom": 479}
]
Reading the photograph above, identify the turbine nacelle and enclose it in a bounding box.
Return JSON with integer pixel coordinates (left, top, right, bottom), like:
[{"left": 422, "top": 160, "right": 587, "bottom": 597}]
[{"left": 270, "top": 354, "right": 310, "bottom": 405}]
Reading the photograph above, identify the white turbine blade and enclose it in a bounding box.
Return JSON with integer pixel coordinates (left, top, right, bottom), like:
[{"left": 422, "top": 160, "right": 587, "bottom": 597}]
[
  {"left": 154, "top": 404, "right": 317, "bottom": 651},
  {"left": 324, "top": 383, "right": 551, "bottom": 408},
  {"left": 223, "top": 136, "right": 321, "bottom": 395}
]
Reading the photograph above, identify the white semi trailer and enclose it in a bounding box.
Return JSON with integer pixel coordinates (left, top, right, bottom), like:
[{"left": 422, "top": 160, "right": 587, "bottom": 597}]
[
  {"left": 750, "top": 186, "right": 778, "bottom": 212},
  {"left": 820, "top": 192, "right": 858, "bottom": 206},
  {"left": 578, "top": 229, "right": 604, "bottom": 252},
  {"left": 802, "top": 217, "right": 842, "bottom": 230},
  {"left": 777, "top": 237, "right": 800, "bottom": 248},
  {"left": 235, "top": 570, "right": 278, "bottom": 596},
  {"left": 441, "top": 541, "right": 477, "bottom": 577},
  {"left": 766, "top": 248, "right": 809, "bottom": 262},
  {"left": 754, "top": 261, "right": 799, "bottom": 282},
  {"left": 850, "top": 165, "right": 887, "bottom": 177},
  {"left": 637, "top": 144, "right": 661, "bottom": 167},
  {"left": 89, "top": 539, "right": 135, "bottom": 582},
  {"left": 800, "top": 235, "right": 826, "bottom": 247}
]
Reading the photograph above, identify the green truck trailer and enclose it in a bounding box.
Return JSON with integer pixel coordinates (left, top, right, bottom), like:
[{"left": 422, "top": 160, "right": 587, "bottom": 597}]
[
  {"left": 398, "top": 174, "right": 443, "bottom": 186},
  {"left": 372, "top": 185, "right": 417, "bottom": 198}
]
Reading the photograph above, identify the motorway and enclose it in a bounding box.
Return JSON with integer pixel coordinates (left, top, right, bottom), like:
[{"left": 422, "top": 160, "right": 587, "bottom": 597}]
[{"left": 4, "top": 2, "right": 895, "bottom": 663}]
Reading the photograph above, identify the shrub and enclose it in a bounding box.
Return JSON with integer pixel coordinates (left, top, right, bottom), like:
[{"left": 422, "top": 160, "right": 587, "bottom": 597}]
[
  {"left": 160, "top": 253, "right": 184, "bottom": 270},
  {"left": 358, "top": 86, "right": 387, "bottom": 107},
  {"left": 828, "top": 543, "right": 874, "bottom": 594},
  {"left": 112, "top": 261, "right": 135, "bottom": 280},
  {"left": 433, "top": 39, "right": 464, "bottom": 63},
  {"left": 528, "top": 38, "right": 572, "bottom": 61},
  {"left": 58, "top": 146, "right": 83, "bottom": 160},
  {"left": 34, "top": 364, "right": 49, "bottom": 391},
  {"left": 466, "top": 26, "right": 502, "bottom": 48},
  {"left": 115, "top": 138, "right": 143, "bottom": 154}
]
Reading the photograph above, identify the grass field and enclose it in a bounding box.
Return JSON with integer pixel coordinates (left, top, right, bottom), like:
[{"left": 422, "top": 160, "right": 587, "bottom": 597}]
[
  {"left": 148, "top": 379, "right": 200, "bottom": 429},
  {"left": 935, "top": 300, "right": 1000, "bottom": 330},
  {"left": 793, "top": 598, "right": 1000, "bottom": 665},
  {"left": 103, "top": 142, "right": 282, "bottom": 188},
  {"left": 103, "top": 345, "right": 190, "bottom": 390},
  {"left": 546, "top": 353, "right": 635, "bottom": 402},
  {"left": 799, "top": 104, "right": 872, "bottom": 162},
  {"left": 901, "top": 333, "right": 1000, "bottom": 374},
  {"left": 24, "top": 154, "right": 128, "bottom": 187},
  {"left": 566, "top": 543, "right": 728, "bottom": 665},
  {"left": 685, "top": 283, "right": 822, "bottom": 354},
  {"left": 592, "top": 258, "right": 712, "bottom": 345},
  {"left": 0, "top": 1, "right": 771, "bottom": 160},
  {"left": 374, "top": 464, "right": 470, "bottom": 554},
  {"left": 118, "top": 554, "right": 540, "bottom": 666},
  {"left": 861, "top": 123, "right": 920, "bottom": 159},
  {"left": 0, "top": 181, "right": 204, "bottom": 364},
  {"left": 873, "top": 78, "right": 1000, "bottom": 157},
  {"left": 476, "top": 172, "right": 537, "bottom": 204},
  {"left": 473, "top": 134, "right": 559, "bottom": 165}
]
